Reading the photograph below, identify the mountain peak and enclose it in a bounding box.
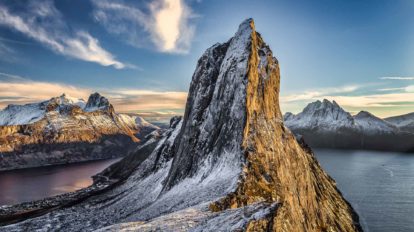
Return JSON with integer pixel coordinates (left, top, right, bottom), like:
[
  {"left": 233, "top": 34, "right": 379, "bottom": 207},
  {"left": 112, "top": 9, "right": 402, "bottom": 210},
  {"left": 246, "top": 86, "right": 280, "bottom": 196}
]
[
  {"left": 309, "top": 99, "right": 343, "bottom": 111},
  {"left": 2, "top": 19, "right": 361, "bottom": 231},
  {"left": 84, "top": 92, "right": 112, "bottom": 113},
  {"left": 237, "top": 18, "right": 254, "bottom": 34},
  {"left": 283, "top": 112, "right": 295, "bottom": 121},
  {"left": 286, "top": 99, "right": 354, "bottom": 130},
  {"left": 355, "top": 110, "right": 373, "bottom": 118},
  {"left": 161, "top": 19, "right": 360, "bottom": 231}
]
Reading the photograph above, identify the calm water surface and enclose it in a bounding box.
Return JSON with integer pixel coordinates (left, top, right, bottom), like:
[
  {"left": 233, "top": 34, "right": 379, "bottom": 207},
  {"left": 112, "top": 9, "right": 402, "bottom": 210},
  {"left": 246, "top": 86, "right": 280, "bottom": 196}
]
[
  {"left": 314, "top": 149, "right": 414, "bottom": 232},
  {"left": 0, "top": 158, "right": 120, "bottom": 206}
]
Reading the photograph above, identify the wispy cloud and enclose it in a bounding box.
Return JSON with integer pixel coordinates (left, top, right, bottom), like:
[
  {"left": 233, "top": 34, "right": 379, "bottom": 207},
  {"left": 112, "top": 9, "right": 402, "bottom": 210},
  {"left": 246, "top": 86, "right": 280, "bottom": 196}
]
[
  {"left": 0, "top": 72, "right": 187, "bottom": 113},
  {"left": 377, "top": 85, "right": 414, "bottom": 92},
  {"left": 319, "top": 93, "right": 414, "bottom": 108},
  {"left": 377, "top": 87, "right": 407, "bottom": 92},
  {"left": 281, "top": 82, "right": 414, "bottom": 117},
  {"left": 104, "top": 90, "right": 187, "bottom": 112},
  {"left": 281, "top": 85, "right": 359, "bottom": 102},
  {"left": 92, "top": 0, "right": 196, "bottom": 53},
  {"left": 0, "top": 0, "right": 128, "bottom": 69},
  {"left": 0, "top": 41, "right": 17, "bottom": 62},
  {"left": 0, "top": 73, "right": 91, "bottom": 106},
  {"left": 0, "top": 36, "right": 32, "bottom": 45},
  {"left": 379, "top": 76, "right": 414, "bottom": 80}
]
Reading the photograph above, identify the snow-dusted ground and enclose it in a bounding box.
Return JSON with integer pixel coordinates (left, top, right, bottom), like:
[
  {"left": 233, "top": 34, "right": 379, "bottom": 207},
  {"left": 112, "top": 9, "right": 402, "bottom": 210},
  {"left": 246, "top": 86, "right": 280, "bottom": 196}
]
[
  {"left": 97, "top": 202, "right": 278, "bottom": 232},
  {"left": 0, "top": 115, "right": 245, "bottom": 231},
  {"left": 0, "top": 102, "right": 46, "bottom": 126}
]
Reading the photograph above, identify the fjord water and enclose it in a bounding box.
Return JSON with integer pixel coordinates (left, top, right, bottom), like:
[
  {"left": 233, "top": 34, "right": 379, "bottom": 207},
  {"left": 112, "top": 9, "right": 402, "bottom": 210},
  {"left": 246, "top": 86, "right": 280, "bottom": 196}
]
[
  {"left": 0, "top": 150, "right": 412, "bottom": 231},
  {"left": 0, "top": 158, "right": 120, "bottom": 205},
  {"left": 314, "top": 149, "right": 414, "bottom": 232}
]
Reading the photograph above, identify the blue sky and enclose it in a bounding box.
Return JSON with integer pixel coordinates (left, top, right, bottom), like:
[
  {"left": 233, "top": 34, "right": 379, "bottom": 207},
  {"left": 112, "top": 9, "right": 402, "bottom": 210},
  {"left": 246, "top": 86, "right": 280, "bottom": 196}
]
[{"left": 0, "top": 0, "right": 413, "bottom": 117}]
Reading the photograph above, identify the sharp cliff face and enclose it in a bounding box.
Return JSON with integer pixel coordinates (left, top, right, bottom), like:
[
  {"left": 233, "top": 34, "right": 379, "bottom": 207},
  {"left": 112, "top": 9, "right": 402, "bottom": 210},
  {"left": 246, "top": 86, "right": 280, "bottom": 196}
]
[
  {"left": 207, "top": 20, "right": 361, "bottom": 231},
  {"left": 0, "top": 19, "right": 361, "bottom": 231},
  {"left": 0, "top": 93, "right": 159, "bottom": 170},
  {"left": 285, "top": 100, "right": 414, "bottom": 151}
]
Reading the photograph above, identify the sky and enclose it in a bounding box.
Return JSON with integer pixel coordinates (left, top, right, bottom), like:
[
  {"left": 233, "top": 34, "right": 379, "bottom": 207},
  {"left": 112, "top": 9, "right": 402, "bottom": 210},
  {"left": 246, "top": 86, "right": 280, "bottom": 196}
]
[{"left": 0, "top": 0, "right": 413, "bottom": 118}]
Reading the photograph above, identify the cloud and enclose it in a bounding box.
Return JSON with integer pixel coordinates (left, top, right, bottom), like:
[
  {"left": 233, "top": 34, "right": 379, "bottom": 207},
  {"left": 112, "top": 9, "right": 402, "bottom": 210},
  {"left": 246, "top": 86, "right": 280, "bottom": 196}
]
[
  {"left": 281, "top": 85, "right": 359, "bottom": 102},
  {"left": 404, "top": 85, "right": 414, "bottom": 92},
  {"left": 377, "top": 85, "right": 414, "bottom": 92},
  {"left": 92, "top": 0, "right": 196, "bottom": 53},
  {"left": 379, "top": 76, "right": 414, "bottom": 80},
  {"left": 281, "top": 83, "right": 414, "bottom": 117},
  {"left": 0, "top": 1, "right": 128, "bottom": 69},
  {"left": 0, "top": 41, "right": 16, "bottom": 62},
  {"left": 0, "top": 72, "right": 187, "bottom": 113},
  {"left": 377, "top": 87, "right": 407, "bottom": 92},
  {"left": 0, "top": 74, "right": 91, "bottom": 107},
  {"left": 320, "top": 93, "right": 414, "bottom": 108},
  {"left": 0, "top": 38, "right": 26, "bottom": 63},
  {"left": 103, "top": 89, "right": 187, "bottom": 112}
]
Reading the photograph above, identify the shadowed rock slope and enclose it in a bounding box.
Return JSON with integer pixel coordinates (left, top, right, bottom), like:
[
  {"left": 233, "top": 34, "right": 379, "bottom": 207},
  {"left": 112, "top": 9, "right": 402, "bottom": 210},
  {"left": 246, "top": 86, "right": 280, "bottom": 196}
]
[{"left": 0, "top": 19, "right": 362, "bottom": 231}]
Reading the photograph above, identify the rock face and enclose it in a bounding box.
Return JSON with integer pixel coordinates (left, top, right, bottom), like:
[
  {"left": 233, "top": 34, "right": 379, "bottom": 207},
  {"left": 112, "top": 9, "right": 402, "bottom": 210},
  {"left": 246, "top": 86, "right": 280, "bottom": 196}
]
[
  {"left": 285, "top": 99, "right": 414, "bottom": 152},
  {"left": 0, "top": 19, "right": 362, "bottom": 231},
  {"left": 0, "top": 93, "right": 159, "bottom": 171}
]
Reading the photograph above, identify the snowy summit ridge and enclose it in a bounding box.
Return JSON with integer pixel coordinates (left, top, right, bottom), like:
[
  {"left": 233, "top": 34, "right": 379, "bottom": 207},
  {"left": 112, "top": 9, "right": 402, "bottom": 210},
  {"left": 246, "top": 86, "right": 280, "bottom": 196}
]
[
  {"left": 0, "top": 92, "right": 159, "bottom": 170},
  {"left": 0, "top": 92, "right": 113, "bottom": 126}
]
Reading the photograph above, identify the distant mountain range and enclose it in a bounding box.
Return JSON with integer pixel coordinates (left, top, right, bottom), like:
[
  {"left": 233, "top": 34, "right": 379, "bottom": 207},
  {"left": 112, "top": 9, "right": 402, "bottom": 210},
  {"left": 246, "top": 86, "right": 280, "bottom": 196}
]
[
  {"left": 0, "top": 93, "right": 159, "bottom": 171},
  {"left": 284, "top": 99, "right": 414, "bottom": 152}
]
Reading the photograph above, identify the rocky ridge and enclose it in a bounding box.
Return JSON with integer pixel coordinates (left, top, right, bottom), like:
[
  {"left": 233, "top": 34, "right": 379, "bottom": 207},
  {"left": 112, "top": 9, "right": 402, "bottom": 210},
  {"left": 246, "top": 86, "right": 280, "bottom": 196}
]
[
  {"left": 0, "top": 19, "right": 362, "bottom": 231},
  {"left": 385, "top": 112, "right": 414, "bottom": 133}
]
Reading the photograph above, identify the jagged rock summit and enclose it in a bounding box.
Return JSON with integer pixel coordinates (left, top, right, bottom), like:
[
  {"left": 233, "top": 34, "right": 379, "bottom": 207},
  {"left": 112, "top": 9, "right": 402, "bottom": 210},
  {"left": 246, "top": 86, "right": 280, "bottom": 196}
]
[
  {"left": 84, "top": 92, "right": 112, "bottom": 112},
  {"left": 0, "top": 19, "right": 362, "bottom": 231},
  {"left": 0, "top": 92, "right": 159, "bottom": 170}
]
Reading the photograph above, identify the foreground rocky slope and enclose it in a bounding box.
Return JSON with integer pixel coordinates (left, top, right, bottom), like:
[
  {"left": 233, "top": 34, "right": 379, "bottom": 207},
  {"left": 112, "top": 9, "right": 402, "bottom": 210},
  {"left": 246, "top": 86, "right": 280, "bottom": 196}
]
[
  {"left": 0, "top": 93, "right": 158, "bottom": 170},
  {"left": 0, "top": 19, "right": 361, "bottom": 231},
  {"left": 284, "top": 99, "right": 414, "bottom": 152}
]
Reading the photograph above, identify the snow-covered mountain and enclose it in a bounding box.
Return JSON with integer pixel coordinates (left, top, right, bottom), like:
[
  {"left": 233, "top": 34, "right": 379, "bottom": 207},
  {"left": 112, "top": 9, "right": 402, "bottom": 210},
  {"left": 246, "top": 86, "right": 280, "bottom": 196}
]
[
  {"left": 354, "top": 111, "right": 399, "bottom": 134},
  {"left": 0, "top": 93, "right": 159, "bottom": 170},
  {"left": 0, "top": 19, "right": 362, "bottom": 232},
  {"left": 0, "top": 94, "right": 86, "bottom": 126},
  {"left": 284, "top": 99, "right": 414, "bottom": 151},
  {"left": 385, "top": 112, "right": 414, "bottom": 133},
  {"left": 284, "top": 99, "right": 355, "bottom": 131}
]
